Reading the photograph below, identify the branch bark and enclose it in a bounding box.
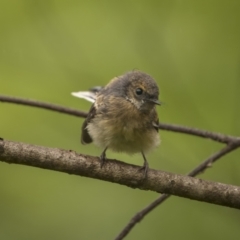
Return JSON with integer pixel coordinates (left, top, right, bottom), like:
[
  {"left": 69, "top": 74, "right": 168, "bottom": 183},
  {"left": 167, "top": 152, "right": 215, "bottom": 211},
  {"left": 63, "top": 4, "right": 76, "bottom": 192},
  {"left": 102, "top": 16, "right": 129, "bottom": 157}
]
[{"left": 0, "top": 139, "right": 240, "bottom": 209}]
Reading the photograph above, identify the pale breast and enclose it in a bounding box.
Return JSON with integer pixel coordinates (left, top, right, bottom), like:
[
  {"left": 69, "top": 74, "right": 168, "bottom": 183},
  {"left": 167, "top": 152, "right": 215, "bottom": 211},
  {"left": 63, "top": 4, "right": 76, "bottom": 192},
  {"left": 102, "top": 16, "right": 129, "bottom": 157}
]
[{"left": 87, "top": 111, "right": 160, "bottom": 154}]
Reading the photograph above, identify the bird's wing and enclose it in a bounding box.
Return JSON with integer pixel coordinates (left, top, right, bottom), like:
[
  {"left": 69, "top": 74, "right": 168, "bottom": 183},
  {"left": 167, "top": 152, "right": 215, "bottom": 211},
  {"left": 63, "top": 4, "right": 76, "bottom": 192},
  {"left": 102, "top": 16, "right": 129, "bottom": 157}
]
[
  {"left": 81, "top": 103, "right": 97, "bottom": 144},
  {"left": 152, "top": 110, "right": 159, "bottom": 132}
]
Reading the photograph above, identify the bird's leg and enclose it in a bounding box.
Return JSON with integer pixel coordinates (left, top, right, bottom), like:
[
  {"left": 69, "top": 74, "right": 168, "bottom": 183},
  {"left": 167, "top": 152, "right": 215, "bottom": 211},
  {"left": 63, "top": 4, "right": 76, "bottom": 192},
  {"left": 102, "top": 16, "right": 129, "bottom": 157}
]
[
  {"left": 140, "top": 151, "right": 149, "bottom": 178},
  {"left": 100, "top": 147, "right": 108, "bottom": 168}
]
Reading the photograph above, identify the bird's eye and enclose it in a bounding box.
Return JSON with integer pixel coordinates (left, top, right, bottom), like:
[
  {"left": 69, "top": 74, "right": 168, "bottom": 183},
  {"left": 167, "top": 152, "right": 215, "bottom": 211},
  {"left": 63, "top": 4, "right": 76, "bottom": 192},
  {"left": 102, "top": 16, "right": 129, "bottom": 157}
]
[{"left": 135, "top": 88, "right": 143, "bottom": 95}]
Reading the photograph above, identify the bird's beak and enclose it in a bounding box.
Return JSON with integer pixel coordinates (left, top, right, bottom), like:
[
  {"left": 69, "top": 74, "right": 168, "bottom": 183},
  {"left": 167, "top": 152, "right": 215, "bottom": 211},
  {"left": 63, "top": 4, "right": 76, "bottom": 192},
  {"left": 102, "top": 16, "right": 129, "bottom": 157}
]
[{"left": 147, "top": 99, "right": 161, "bottom": 105}]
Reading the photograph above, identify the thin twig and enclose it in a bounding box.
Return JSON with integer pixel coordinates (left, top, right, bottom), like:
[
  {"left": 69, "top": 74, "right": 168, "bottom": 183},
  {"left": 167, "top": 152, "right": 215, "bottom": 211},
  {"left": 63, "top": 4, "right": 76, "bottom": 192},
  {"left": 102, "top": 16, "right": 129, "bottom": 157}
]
[
  {"left": 0, "top": 95, "right": 87, "bottom": 117},
  {"left": 158, "top": 123, "right": 236, "bottom": 144},
  {"left": 0, "top": 95, "right": 238, "bottom": 144},
  {"left": 187, "top": 142, "right": 239, "bottom": 176},
  {"left": 114, "top": 143, "right": 240, "bottom": 240}
]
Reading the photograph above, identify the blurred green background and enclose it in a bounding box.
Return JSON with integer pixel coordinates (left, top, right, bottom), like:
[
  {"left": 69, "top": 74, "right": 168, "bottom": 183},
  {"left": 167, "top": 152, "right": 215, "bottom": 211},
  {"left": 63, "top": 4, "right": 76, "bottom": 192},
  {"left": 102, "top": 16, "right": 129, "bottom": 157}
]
[{"left": 1, "top": 1, "right": 240, "bottom": 239}]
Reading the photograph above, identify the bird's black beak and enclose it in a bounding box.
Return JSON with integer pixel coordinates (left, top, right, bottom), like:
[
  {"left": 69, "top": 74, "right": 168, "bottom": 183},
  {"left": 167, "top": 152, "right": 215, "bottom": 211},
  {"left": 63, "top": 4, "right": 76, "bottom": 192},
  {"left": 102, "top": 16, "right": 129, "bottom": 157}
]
[{"left": 147, "top": 99, "right": 161, "bottom": 105}]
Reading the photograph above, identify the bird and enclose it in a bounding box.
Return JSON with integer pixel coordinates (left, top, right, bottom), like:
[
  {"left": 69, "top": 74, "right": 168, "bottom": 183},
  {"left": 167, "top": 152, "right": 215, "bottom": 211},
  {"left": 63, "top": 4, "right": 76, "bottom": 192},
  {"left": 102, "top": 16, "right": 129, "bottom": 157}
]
[{"left": 72, "top": 70, "right": 161, "bottom": 177}]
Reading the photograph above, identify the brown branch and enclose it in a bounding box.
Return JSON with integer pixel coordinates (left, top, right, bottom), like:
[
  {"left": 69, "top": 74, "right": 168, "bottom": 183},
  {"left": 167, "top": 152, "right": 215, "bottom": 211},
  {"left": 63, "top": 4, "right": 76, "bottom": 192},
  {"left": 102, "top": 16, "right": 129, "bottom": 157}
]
[
  {"left": 0, "top": 139, "right": 240, "bottom": 210},
  {"left": 158, "top": 123, "right": 237, "bottom": 144},
  {"left": 0, "top": 95, "right": 87, "bottom": 117},
  {"left": 0, "top": 94, "right": 238, "bottom": 144},
  {"left": 115, "top": 143, "right": 240, "bottom": 240},
  {"left": 115, "top": 194, "right": 170, "bottom": 240},
  {"left": 0, "top": 95, "right": 240, "bottom": 239}
]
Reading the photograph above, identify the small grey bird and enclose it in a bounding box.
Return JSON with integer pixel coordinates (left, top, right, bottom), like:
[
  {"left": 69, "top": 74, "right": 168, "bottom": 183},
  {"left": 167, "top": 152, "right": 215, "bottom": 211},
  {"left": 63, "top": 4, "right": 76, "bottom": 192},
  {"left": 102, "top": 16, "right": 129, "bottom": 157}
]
[{"left": 72, "top": 70, "right": 161, "bottom": 177}]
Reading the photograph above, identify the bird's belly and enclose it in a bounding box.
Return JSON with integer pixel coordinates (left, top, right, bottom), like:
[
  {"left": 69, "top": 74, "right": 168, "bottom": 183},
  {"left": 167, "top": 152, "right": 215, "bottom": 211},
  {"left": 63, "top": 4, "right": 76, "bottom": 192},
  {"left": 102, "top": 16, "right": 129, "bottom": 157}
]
[{"left": 88, "top": 118, "right": 160, "bottom": 154}]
